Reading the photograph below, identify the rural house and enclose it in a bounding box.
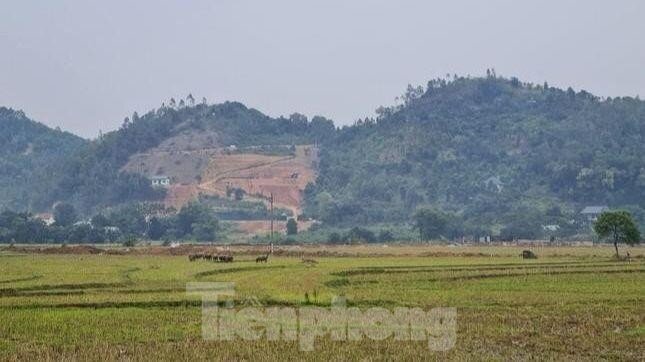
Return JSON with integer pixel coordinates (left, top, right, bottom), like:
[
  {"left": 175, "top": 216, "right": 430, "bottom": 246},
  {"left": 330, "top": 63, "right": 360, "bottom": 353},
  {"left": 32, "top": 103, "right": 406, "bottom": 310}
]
[
  {"left": 151, "top": 176, "right": 171, "bottom": 187},
  {"left": 579, "top": 206, "right": 609, "bottom": 225},
  {"left": 34, "top": 213, "right": 55, "bottom": 226}
]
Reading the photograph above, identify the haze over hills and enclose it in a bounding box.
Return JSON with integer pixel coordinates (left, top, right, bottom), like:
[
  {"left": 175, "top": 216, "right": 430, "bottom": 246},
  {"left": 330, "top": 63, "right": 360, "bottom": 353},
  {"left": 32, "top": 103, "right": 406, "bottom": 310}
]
[{"left": 2, "top": 74, "right": 645, "bottom": 237}]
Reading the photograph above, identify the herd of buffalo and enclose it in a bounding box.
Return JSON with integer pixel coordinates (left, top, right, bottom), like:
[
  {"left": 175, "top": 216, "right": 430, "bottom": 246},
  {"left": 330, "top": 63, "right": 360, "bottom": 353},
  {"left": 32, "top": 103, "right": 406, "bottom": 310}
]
[{"left": 188, "top": 253, "right": 234, "bottom": 262}]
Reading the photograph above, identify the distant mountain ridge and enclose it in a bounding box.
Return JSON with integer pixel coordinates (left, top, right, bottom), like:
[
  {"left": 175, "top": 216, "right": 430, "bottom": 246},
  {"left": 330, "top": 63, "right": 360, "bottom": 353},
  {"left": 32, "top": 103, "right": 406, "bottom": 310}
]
[{"left": 3, "top": 75, "right": 645, "bottom": 235}]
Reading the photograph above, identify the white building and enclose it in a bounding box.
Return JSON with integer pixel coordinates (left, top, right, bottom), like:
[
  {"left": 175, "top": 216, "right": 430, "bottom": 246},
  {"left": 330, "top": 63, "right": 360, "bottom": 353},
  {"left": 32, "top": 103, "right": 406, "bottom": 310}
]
[
  {"left": 580, "top": 206, "right": 609, "bottom": 225},
  {"left": 35, "top": 213, "right": 55, "bottom": 226},
  {"left": 151, "top": 176, "right": 171, "bottom": 187}
]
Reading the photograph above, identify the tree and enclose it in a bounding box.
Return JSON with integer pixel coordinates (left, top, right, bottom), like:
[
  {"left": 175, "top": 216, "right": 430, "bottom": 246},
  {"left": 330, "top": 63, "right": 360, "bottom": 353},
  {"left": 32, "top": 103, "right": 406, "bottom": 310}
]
[
  {"left": 69, "top": 223, "right": 92, "bottom": 243},
  {"left": 192, "top": 219, "right": 218, "bottom": 242},
  {"left": 414, "top": 208, "right": 448, "bottom": 241},
  {"left": 378, "top": 229, "right": 395, "bottom": 242},
  {"left": 234, "top": 188, "right": 245, "bottom": 201},
  {"left": 289, "top": 113, "right": 308, "bottom": 130},
  {"left": 328, "top": 232, "right": 342, "bottom": 244},
  {"left": 593, "top": 211, "right": 641, "bottom": 258},
  {"left": 54, "top": 203, "right": 77, "bottom": 227},
  {"left": 107, "top": 205, "right": 146, "bottom": 236},
  {"left": 286, "top": 218, "right": 298, "bottom": 235},
  {"left": 346, "top": 227, "right": 376, "bottom": 243},
  {"left": 499, "top": 210, "right": 543, "bottom": 241},
  {"left": 147, "top": 217, "right": 165, "bottom": 240},
  {"left": 176, "top": 203, "right": 215, "bottom": 238},
  {"left": 91, "top": 214, "right": 109, "bottom": 229}
]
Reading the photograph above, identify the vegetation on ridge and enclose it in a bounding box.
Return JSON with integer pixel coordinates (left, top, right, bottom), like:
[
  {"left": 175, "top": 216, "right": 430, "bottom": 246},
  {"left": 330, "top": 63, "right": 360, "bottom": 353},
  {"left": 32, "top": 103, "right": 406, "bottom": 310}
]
[
  {"left": 305, "top": 74, "right": 645, "bottom": 237},
  {"left": 3, "top": 74, "right": 645, "bottom": 240}
]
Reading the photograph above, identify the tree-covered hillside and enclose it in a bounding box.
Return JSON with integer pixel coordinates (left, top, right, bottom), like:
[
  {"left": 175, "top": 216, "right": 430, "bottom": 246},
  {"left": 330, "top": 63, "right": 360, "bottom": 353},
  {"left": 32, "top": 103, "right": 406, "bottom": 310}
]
[
  {"left": 4, "top": 75, "right": 645, "bottom": 239},
  {"left": 0, "top": 108, "right": 87, "bottom": 211},
  {"left": 48, "top": 101, "right": 335, "bottom": 212},
  {"left": 306, "top": 75, "right": 645, "bottom": 236}
]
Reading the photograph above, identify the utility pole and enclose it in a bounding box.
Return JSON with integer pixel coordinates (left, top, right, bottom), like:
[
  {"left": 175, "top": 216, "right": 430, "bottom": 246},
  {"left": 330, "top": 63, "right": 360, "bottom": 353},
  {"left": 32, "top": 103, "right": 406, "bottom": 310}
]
[{"left": 269, "top": 193, "right": 274, "bottom": 243}]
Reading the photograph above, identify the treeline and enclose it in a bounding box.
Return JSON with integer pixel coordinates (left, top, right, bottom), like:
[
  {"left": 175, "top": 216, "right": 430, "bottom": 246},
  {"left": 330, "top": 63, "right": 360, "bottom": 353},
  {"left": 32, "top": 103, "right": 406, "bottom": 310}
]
[
  {"left": 299, "top": 206, "right": 579, "bottom": 244},
  {"left": 0, "top": 202, "right": 220, "bottom": 244},
  {"left": 326, "top": 227, "right": 396, "bottom": 244}
]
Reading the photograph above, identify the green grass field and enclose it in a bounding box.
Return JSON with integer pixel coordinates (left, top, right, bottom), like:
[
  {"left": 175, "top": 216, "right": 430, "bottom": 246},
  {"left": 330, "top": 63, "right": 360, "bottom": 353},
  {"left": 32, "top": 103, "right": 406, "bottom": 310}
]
[{"left": 0, "top": 246, "right": 643, "bottom": 360}]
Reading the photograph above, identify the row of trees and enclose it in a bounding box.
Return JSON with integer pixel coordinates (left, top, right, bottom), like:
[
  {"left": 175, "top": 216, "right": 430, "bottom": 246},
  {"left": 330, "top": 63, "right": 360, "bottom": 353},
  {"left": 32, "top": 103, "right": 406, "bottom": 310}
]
[
  {"left": 327, "top": 227, "right": 396, "bottom": 244},
  {"left": 0, "top": 202, "right": 220, "bottom": 244},
  {"left": 0, "top": 209, "right": 119, "bottom": 244},
  {"left": 412, "top": 207, "right": 641, "bottom": 256},
  {"left": 411, "top": 207, "right": 561, "bottom": 242}
]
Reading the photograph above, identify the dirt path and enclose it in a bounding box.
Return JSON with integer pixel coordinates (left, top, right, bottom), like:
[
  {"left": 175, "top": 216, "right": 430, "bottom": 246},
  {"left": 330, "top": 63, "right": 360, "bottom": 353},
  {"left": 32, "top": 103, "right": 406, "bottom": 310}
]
[
  {"left": 198, "top": 154, "right": 295, "bottom": 191},
  {"left": 197, "top": 146, "right": 316, "bottom": 216}
]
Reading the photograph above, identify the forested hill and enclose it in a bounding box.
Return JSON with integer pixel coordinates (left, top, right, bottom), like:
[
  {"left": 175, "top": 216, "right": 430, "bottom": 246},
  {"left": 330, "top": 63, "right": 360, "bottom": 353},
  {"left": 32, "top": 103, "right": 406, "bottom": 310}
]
[
  {"left": 4, "top": 76, "right": 645, "bottom": 237},
  {"left": 46, "top": 101, "right": 336, "bottom": 212},
  {"left": 0, "top": 107, "right": 87, "bottom": 210},
  {"left": 305, "top": 75, "right": 645, "bottom": 234}
]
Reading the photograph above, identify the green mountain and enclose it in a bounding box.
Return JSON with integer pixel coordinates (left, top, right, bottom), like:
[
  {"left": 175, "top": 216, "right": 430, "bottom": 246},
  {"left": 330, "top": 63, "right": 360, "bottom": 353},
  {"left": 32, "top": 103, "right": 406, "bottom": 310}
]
[
  {"left": 305, "top": 76, "right": 645, "bottom": 235},
  {"left": 0, "top": 107, "right": 87, "bottom": 211},
  {"left": 48, "top": 101, "right": 335, "bottom": 212},
  {"left": 4, "top": 75, "right": 645, "bottom": 238}
]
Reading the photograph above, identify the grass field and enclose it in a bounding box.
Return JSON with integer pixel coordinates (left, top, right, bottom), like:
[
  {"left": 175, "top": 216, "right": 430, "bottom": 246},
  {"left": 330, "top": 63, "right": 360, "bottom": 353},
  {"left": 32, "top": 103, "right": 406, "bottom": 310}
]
[{"left": 0, "top": 245, "right": 643, "bottom": 360}]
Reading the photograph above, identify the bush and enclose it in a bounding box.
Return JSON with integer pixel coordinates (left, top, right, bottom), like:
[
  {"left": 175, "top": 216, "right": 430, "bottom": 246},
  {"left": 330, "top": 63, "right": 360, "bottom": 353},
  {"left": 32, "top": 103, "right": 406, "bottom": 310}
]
[
  {"left": 346, "top": 227, "right": 376, "bottom": 243},
  {"left": 328, "top": 232, "right": 343, "bottom": 244},
  {"left": 122, "top": 236, "right": 137, "bottom": 247}
]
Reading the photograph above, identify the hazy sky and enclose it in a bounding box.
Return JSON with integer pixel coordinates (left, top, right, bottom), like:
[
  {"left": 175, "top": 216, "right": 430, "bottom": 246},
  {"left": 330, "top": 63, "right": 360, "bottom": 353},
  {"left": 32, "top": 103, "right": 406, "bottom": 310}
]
[{"left": 1, "top": 1, "right": 644, "bottom": 138}]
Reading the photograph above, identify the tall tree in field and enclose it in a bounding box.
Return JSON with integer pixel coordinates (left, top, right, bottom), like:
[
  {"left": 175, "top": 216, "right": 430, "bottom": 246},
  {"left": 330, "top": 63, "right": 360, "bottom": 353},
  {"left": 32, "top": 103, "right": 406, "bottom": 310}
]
[{"left": 593, "top": 211, "right": 641, "bottom": 258}]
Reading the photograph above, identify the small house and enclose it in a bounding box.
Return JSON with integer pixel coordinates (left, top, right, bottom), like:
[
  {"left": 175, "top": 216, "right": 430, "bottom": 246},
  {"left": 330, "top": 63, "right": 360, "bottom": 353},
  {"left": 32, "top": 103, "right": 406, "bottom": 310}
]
[
  {"left": 34, "top": 213, "right": 55, "bottom": 226},
  {"left": 580, "top": 206, "right": 609, "bottom": 225},
  {"left": 542, "top": 224, "right": 560, "bottom": 232},
  {"left": 103, "top": 226, "right": 120, "bottom": 233},
  {"left": 151, "top": 176, "right": 171, "bottom": 188}
]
